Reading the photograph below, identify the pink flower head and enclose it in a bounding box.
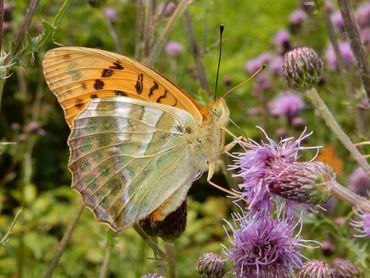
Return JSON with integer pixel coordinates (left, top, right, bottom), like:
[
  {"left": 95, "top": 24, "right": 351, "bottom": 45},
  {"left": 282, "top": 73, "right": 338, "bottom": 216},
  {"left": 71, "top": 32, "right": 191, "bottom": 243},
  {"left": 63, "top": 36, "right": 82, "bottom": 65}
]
[
  {"left": 289, "top": 10, "right": 307, "bottom": 26},
  {"left": 325, "top": 41, "right": 354, "bottom": 70},
  {"left": 269, "top": 91, "right": 305, "bottom": 119},
  {"left": 331, "top": 11, "right": 344, "bottom": 32},
  {"left": 165, "top": 41, "right": 182, "bottom": 57},
  {"left": 104, "top": 7, "right": 117, "bottom": 23},
  {"left": 244, "top": 52, "right": 272, "bottom": 74},
  {"left": 230, "top": 128, "right": 319, "bottom": 215},
  {"left": 275, "top": 30, "right": 290, "bottom": 48},
  {"left": 357, "top": 3, "right": 370, "bottom": 29},
  {"left": 351, "top": 209, "right": 370, "bottom": 238},
  {"left": 224, "top": 211, "right": 304, "bottom": 278},
  {"left": 269, "top": 55, "right": 283, "bottom": 76},
  {"left": 25, "top": 121, "right": 41, "bottom": 133},
  {"left": 348, "top": 167, "right": 370, "bottom": 196}
]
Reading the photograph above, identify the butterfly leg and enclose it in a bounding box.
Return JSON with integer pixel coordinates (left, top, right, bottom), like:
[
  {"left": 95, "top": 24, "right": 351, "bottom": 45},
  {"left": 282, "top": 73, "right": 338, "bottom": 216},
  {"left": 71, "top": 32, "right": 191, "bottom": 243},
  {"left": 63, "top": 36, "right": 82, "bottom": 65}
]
[
  {"left": 206, "top": 163, "right": 243, "bottom": 199},
  {"left": 223, "top": 136, "right": 244, "bottom": 153}
]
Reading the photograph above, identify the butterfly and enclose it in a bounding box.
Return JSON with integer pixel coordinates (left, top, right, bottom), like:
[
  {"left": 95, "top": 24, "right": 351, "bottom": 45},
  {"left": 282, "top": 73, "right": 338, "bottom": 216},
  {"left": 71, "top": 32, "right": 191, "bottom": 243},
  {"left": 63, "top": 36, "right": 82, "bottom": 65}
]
[{"left": 42, "top": 47, "right": 232, "bottom": 232}]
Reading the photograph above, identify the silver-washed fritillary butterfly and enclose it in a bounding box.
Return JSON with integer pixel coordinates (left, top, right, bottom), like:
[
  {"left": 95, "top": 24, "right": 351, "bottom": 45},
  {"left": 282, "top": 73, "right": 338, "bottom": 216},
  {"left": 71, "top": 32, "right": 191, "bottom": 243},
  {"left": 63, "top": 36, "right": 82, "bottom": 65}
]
[{"left": 42, "top": 47, "right": 230, "bottom": 231}]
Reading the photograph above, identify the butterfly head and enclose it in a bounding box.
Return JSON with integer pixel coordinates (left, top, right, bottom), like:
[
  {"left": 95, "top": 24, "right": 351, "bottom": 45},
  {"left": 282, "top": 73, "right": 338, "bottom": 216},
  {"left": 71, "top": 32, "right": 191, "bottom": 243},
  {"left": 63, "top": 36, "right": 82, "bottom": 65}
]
[{"left": 208, "top": 97, "right": 230, "bottom": 126}]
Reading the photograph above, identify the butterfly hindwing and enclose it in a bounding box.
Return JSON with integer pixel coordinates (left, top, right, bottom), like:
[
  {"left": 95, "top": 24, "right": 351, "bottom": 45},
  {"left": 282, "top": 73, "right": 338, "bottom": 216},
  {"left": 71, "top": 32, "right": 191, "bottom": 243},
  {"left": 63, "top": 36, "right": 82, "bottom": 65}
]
[
  {"left": 68, "top": 96, "right": 199, "bottom": 231},
  {"left": 43, "top": 47, "right": 203, "bottom": 128}
]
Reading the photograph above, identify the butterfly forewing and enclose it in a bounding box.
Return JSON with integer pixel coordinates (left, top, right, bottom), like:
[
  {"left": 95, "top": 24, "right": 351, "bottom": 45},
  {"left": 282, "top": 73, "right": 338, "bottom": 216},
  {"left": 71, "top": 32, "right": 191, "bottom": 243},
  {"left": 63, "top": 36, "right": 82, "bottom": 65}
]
[
  {"left": 68, "top": 96, "right": 199, "bottom": 231},
  {"left": 43, "top": 47, "right": 203, "bottom": 128}
]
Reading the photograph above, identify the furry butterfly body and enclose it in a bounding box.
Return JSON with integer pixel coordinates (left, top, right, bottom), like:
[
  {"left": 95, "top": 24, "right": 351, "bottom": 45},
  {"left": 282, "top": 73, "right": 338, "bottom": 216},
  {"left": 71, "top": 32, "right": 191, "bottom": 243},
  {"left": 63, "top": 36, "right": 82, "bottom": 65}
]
[{"left": 43, "top": 47, "right": 229, "bottom": 231}]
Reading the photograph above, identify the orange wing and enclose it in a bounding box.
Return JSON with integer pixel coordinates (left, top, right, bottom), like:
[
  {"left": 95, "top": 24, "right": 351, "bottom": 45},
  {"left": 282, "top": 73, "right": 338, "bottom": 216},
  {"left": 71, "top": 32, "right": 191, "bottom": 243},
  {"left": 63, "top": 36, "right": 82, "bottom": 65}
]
[{"left": 43, "top": 47, "right": 204, "bottom": 127}]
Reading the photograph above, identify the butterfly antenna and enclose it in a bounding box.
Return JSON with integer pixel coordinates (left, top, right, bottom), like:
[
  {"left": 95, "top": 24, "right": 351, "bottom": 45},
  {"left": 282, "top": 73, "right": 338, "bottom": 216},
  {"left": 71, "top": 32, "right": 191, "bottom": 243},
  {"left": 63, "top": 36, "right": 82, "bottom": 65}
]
[
  {"left": 214, "top": 24, "right": 224, "bottom": 100},
  {"left": 229, "top": 118, "right": 248, "bottom": 139},
  {"left": 223, "top": 64, "right": 265, "bottom": 98}
]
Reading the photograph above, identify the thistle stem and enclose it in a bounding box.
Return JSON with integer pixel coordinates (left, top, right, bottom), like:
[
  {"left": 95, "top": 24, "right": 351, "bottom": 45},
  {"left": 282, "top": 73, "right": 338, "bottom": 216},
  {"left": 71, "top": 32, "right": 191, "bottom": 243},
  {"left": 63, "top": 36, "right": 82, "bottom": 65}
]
[
  {"left": 321, "top": 6, "right": 366, "bottom": 134},
  {"left": 164, "top": 240, "right": 176, "bottom": 278},
  {"left": 146, "top": 0, "right": 192, "bottom": 66},
  {"left": 305, "top": 88, "right": 370, "bottom": 177},
  {"left": 338, "top": 0, "right": 370, "bottom": 100},
  {"left": 184, "top": 10, "right": 210, "bottom": 95},
  {"left": 98, "top": 230, "right": 115, "bottom": 278},
  {"left": 133, "top": 223, "right": 165, "bottom": 257},
  {"left": 42, "top": 205, "right": 84, "bottom": 278},
  {"left": 331, "top": 181, "right": 370, "bottom": 212}
]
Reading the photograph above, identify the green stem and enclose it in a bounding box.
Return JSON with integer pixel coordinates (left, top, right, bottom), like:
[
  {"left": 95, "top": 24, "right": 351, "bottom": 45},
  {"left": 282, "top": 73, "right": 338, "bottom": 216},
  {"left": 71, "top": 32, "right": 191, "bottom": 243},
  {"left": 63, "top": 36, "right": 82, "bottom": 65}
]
[
  {"left": 133, "top": 224, "right": 165, "bottom": 257},
  {"left": 321, "top": 6, "right": 366, "bottom": 134},
  {"left": 330, "top": 181, "right": 370, "bottom": 212},
  {"left": 98, "top": 230, "right": 115, "bottom": 278},
  {"left": 146, "top": 0, "right": 192, "bottom": 66},
  {"left": 305, "top": 88, "right": 370, "bottom": 177},
  {"left": 164, "top": 241, "right": 176, "bottom": 278},
  {"left": 42, "top": 205, "right": 84, "bottom": 278}
]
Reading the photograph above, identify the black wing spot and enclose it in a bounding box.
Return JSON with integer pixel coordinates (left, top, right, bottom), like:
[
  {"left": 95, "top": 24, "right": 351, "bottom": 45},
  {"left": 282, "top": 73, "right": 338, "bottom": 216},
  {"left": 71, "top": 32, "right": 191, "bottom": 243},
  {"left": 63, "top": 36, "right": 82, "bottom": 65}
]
[
  {"left": 156, "top": 89, "right": 168, "bottom": 103},
  {"left": 90, "top": 94, "right": 98, "bottom": 99},
  {"left": 75, "top": 98, "right": 84, "bottom": 109},
  {"left": 94, "top": 79, "right": 105, "bottom": 90},
  {"left": 135, "top": 73, "right": 144, "bottom": 94},
  {"left": 109, "top": 61, "right": 124, "bottom": 70},
  {"left": 185, "top": 127, "right": 192, "bottom": 134},
  {"left": 102, "top": 69, "right": 114, "bottom": 77},
  {"left": 176, "top": 125, "right": 183, "bottom": 132},
  {"left": 149, "top": 81, "right": 159, "bottom": 97},
  {"left": 115, "top": 90, "right": 128, "bottom": 96}
]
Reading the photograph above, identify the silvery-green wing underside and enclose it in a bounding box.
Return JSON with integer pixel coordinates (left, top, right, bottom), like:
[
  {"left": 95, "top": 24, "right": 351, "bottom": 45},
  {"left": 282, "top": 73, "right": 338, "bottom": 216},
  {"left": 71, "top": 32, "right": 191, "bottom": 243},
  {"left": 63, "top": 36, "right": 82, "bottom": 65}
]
[{"left": 68, "top": 96, "right": 199, "bottom": 231}]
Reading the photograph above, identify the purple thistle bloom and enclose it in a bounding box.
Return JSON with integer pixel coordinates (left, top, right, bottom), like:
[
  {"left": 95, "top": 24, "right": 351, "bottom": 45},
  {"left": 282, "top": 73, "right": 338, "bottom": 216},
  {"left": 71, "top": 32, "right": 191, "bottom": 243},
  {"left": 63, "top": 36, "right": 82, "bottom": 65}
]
[
  {"left": 230, "top": 128, "right": 319, "bottom": 215},
  {"left": 275, "top": 30, "right": 291, "bottom": 52},
  {"left": 351, "top": 209, "right": 370, "bottom": 238},
  {"left": 348, "top": 167, "right": 370, "bottom": 196},
  {"left": 224, "top": 211, "right": 305, "bottom": 277},
  {"left": 268, "top": 91, "right": 305, "bottom": 119},
  {"left": 104, "top": 7, "right": 117, "bottom": 23},
  {"left": 325, "top": 1, "right": 334, "bottom": 14},
  {"left": 325, "top": 42, "right": 354, "bottom": 70},
  {"left": 25, "top": 121, "right": 41, "bottom": 133},
  {"left": 254, "top": 73, "right": 271, "bottom": 93},
  {"left": 165, "top": 41, "right": 183, "bottom": 57},
  {"left": 331, "top": 11, "right": 345, "bottom": 32},
  {"left": 356, "top": 3, "right": 370, "bottom": 29},
  {"left": 245, "top": 53, "right": 272, "bottom": 74},
  {"left": 269, "top": 55, "right": 283, "bottom": 76},
  {"left": 289, "top": 10, "right": 307, "bottom": 26}
]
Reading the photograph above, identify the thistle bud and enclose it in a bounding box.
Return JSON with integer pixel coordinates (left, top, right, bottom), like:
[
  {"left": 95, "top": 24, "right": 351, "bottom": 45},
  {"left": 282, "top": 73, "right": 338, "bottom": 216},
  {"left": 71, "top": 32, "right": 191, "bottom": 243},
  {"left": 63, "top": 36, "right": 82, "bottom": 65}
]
[
  {"left": 332, "top": 259, "right": 363, "bottom": 278},
  {"left": 299, "top": 260, "right": 335, "bottom": 278},
  {"left": 196, "top": 252, "right": 225, "bottom": 278},
  {"left": 141, "top": 274, "right": 164, "bottom": 278},
  {"left": 269, "top": 161, "right": 334, "bottom": 205},
  {"left": 283, "top": 47, "right": 323, "bottom": 90},
  {"left": 139, "top": 201, "right": 187, "bottom": 241}
]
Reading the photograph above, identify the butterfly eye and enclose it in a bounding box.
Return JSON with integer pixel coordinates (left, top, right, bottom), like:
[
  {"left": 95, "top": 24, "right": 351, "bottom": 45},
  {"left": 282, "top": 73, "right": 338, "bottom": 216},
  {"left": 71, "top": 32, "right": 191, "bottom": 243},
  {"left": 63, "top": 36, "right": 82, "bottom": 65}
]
[{"left": 210, "top": 106, "right": 222, "bottom": 118}]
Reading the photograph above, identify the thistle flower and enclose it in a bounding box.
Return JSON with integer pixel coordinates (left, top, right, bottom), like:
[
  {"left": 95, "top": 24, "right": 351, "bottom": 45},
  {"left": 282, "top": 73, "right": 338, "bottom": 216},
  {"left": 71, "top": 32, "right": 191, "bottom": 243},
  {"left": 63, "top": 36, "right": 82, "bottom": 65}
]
[
  {"left": 254, "top": 73, "right": 271, "bottom": 92},
  {"left": 320, "top": 240, "right": 335, "bottom": 257},
  {"left": 325, "top": 42, "right": 354, "bottom": 70},
  {"left": 283, "top": 47, "right": 323, "bottom": 90},
  {"left": 268, "top": 91, "right": 305, "bottom": 119},
  {"left": 224, "top": 212, "right": 304, "bottom": 278},
  {"left": 275, "top": 30, "right": 291, "bottom": 53},
  {"left": 348, "top": 167, "right": 370, "bottom": 196},
  {"left": 196, "top": 252, "right": 225, "bottom": 278},
  {"left": 230, "top": 128, "right": 327, "bottom": 215},
  {"left": 332, "top": 259, "right": 363, "bottom": 278},
  {"left": 289, "top": 10, "right": 307, "bottom": 33},
  {"left": 351, "top": 208, "right": 370, "bottom": 238},
  {"left": 299, "top": 260, "right": 335, "bottom": 277},
  {"left": 269, "top": 55, "right": 283, "bottom": 76},
  {"left": 331, "top": 11, "right": 345, "bottom": 32},
  {"left": 104, "top": 7, "right": 117, "bottom": 23},
  {"left": 245, "top": 53, "right": 272, "bottom": 74},
  {"left": 165, "top": 41, "right": 182, "bottom": 57},
  {"left": 356, "top": 3, "right": 370, "bottom": 29}
]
